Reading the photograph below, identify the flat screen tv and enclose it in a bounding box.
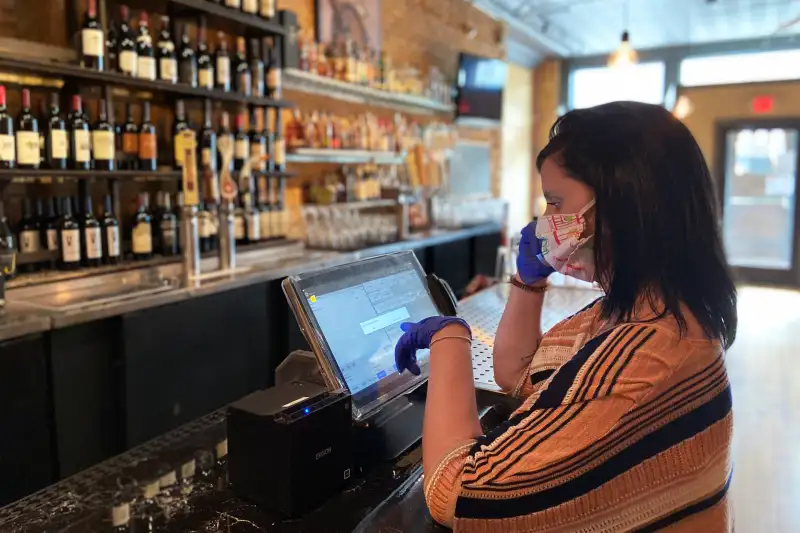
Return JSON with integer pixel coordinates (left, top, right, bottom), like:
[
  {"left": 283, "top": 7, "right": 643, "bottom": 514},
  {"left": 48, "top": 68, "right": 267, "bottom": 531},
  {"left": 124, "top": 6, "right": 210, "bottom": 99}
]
[{"left": 455, "top": 53, "right": 507, "bottom": 121}]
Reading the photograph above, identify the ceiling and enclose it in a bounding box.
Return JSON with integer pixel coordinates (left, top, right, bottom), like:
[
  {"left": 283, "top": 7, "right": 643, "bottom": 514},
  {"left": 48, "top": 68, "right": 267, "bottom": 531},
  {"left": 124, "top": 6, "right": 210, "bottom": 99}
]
[{"left": 476, "top": 0, "right": 800, "bottom": 59}]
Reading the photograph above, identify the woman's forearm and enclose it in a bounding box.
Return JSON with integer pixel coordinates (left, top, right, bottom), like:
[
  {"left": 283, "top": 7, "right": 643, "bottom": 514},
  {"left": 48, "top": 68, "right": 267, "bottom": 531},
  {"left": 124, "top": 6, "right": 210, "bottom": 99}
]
[
  {"left": 423, "top": 324, "right": 482, "bottom": 476},
  {"left": 492, "top": 277, "right": 547, "bottom": 391}
]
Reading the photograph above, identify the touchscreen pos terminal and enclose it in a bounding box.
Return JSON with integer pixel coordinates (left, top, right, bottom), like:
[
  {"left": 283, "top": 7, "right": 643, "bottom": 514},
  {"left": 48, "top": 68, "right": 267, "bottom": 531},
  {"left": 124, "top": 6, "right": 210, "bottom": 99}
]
[{"left": 282, "top": 252, "right": 440, "bottom": 421}]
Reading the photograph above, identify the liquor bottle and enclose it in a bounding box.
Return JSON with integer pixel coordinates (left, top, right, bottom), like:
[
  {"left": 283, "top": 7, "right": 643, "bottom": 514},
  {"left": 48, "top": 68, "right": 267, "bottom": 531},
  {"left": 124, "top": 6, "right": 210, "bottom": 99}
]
[
  {"left": 264, "top": 108, "right": 275, "bottom": 173},
  {"left": 244, "top": 192, "right": 260, "bottom": 243},
  {"left": 0, "top": 86, "right": 13, "bottom": 169},
  {"left": 250, "top": 107, "right": 267, "bottom": 173},
  {"left": 18, "top": 198, "right": 42, "bottom": 270},
  {"left": 218, "top": 111, "right": 233, "bottom": 173},
  {"left": 43, "top": 197, "right": 59, "bottom": 265},
  {"left": 157, "top": 16, "right": 177, "bottom": 84},
  {"left": 92, "top": 99, "right": 115, "bottom": 171},
  {"left": 45, "top": 93, "right": 68, "bottom": 170},
  {"left": 81, "top": 0, "right": 104, "bottom": 71},
  {"left": 81, "top": 195, "right": 102, "bottom": 267},
  {"left": 69, "top": 95, "right": 91, "bottom": 171},
  {"left": 156, "top": 192, "right": 178, "bottom": 256},
  {"left": 234, "top": 37, "right": 251, "bottom": 96},
  {"left": 200, "top": 99, "right": 217, "bottom": 173},
  {"left": 106, "top": 9, "right": 119, "bottom": 72},
  {"left": 138, "top": 102, "right": 157, "bottom": 171},
  {"left": 234, "top": 110, "right": 249, "bottom": 171},
  {"left": 242, "top": 0, "right": 258, "bottom": 15},
  {"left": 131, "top": 192, "right": 153, "bottom": 260},
  {"left": 101, "top": 195, "right": 120, "bottom": 264},
  {"left": 172, "top": 99, "right": 190, "bottom": 170},
  {"left": 273, "top": 117, "right": 285, "bottom": 173},
  {"left": 197, "top": 19, "right": 214, "bottom": 90},
  {"left": 110, "top": 490, "right": 132, "bottom": 533},
  {"left": 178, "top": 24, "right": 197, "bottom": 87},
  {"left": 260, "top": 0, "right": 275, "bottom": 20},
  {"left": 136, "top": 12, "right": 156, "bottom": 81},
  {"left": 249, "top": 39, "right": 264, "bottom": 97},
  {"left": 234, "top": 196, "right": 246, "bottom": 245},
  {"left": 59, "top": 197, "right": 81, "bottom": 270},
  {"left": 118, "top": 5, "right": 138, "bottom": 77},
  {"left": 215, "top": 32, "right": 231, "bottom": 92},
  {"left": 258, "top": 175, "right": 271, "bottom": 240},
  {"left": 266, "top": 39, "right": 282, "bottom": 99},
  {"left": 16, "top": 89, "right": 40, "bottom": 169},
  {"left": 225, "top": 0, "right": 242, "bottom": 9},
  {"left": 0, "top": 201, "right": 15, "bottom": 288},
  {"left": 121, "top": 103, "right": 139, "bottom": 170}
]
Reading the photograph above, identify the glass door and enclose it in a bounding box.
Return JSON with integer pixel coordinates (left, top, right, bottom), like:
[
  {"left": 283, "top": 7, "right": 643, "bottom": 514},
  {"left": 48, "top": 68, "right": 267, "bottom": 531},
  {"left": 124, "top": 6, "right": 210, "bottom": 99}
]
[{"left": 718, "top": 121, "right": 800, "bottom": 285}]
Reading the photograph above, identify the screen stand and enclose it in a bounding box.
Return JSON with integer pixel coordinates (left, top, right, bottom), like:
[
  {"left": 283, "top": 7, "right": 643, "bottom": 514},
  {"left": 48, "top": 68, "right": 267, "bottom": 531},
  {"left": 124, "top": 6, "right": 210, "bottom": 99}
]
[{"left": 353, "top": 382, "right": 428, "bottom": 472}]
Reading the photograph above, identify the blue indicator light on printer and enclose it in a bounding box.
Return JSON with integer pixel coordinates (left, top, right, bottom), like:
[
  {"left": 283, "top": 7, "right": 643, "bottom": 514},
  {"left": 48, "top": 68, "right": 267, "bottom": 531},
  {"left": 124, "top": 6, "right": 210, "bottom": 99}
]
[{"left": 304, "top": 408, "right": 310, "bottom": 415}]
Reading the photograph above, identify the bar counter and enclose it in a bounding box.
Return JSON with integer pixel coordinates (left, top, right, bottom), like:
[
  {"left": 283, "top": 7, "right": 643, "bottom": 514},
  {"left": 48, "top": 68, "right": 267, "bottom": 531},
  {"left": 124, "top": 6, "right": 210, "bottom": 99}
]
[{"left": 0, "top": 285, "right": 601, "bottom": 532}]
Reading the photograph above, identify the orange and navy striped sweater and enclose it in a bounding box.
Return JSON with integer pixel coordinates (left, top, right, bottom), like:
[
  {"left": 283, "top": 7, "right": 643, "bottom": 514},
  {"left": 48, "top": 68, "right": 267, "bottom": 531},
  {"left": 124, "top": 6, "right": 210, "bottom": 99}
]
[{"left": 425, "top": 299, "right": 733, "bottom": 532}]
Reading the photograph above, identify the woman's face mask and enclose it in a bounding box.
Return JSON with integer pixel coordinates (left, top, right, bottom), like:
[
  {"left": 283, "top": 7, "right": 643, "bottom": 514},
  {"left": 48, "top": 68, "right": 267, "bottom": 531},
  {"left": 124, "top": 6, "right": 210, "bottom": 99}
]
[{"left": 535, "top": 200, "right": 595, "bottom": 282}]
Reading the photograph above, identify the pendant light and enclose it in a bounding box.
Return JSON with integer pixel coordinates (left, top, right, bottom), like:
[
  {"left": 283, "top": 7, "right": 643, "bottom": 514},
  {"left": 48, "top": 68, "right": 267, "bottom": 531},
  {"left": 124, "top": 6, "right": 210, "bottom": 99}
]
[{"left": 608, "top": 0, "right": 638, "bottom": 68}]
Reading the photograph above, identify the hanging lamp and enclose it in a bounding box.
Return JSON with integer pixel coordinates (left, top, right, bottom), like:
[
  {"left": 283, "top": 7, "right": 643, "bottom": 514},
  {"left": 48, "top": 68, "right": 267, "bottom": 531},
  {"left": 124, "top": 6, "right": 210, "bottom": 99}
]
[{"left": 608, "top": 1, "right": 638, "bottom": 68}]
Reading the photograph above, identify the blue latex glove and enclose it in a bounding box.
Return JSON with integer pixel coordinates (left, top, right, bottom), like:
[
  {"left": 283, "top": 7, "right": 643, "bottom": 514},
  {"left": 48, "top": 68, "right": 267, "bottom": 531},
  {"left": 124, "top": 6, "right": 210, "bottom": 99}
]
[
  {"left": 516, "top": 221, "right": 555, "bottom": 284},
  {"left": 394, "top": 316, "right": 471, "bottom": 376}
]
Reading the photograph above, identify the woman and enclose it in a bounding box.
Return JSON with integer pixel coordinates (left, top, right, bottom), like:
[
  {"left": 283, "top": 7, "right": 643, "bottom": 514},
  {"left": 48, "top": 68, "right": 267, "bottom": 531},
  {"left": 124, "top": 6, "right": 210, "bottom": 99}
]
[{"left": 395, "top": 101, "right": 737, "bottom": 532}]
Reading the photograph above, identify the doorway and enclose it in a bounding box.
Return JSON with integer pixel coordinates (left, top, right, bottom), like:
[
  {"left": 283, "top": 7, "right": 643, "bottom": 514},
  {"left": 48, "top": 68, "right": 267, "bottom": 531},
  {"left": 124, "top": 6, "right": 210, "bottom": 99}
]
[{"left": 715, "top": 120, "right": 800, "bottom": 286}]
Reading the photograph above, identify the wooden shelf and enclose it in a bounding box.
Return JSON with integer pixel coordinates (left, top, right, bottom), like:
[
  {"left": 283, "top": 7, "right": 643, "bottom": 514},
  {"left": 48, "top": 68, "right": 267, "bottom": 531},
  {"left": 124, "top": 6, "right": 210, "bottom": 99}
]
[
  {"left": 168, "top": 0, "right": 286, "bottom": 36},
  {"left": 286, "top": 148, "right": 406, "bottom": 165},
  {"left": 0, "top": 56, "right": 292, "bottom": 108},
  {"left": 0, "top": 169, "right": 182, "bottom": 180},
  {"left": 283, "top": 68, "right": 455, "bottom": 116}
]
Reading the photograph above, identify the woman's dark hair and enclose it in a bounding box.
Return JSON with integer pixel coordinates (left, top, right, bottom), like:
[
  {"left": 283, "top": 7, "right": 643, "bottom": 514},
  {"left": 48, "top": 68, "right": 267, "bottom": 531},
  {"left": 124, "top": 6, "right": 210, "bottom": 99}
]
[{"left": 537, "top": 101, "right": 737, "bottom": 348}]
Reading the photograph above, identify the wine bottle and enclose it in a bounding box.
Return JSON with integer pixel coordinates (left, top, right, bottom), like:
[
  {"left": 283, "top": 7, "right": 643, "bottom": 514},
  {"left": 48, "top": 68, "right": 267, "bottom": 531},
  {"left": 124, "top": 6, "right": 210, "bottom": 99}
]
[
  {"left": 136, "top": 12, "right": 156, "bottom": 81},
  {"left": 138, "top": 102, "right": 157, "bottom": 171},
  {"left": 92, "top": 99, "right": 115, "bottom": 171},
  {"left": 273, "top": 115, "right": 285, "bottom": 173},
  {"left": 234, "top": 110, "right": 249, "bottom": 171},
  {"left": 59, "top": 197, "right": 81, "bottom": 270},
  {"left": 44, "top": 197, "right": 59, "bottom": 267},
  {"left": 249, "top": 39, "right": 264, "bottom": 97},
  {"left": 0, "top": 86, "right": 14, "bottom": 169},
  {"left": 101, "top": 195, "right": 120, "bottom": 264},
  {"left": 225, "top": 0, "right": 242, "bottom": 9},
  {"left": 200, "top": 99, "right": 217, "bottom": 173},
  {"left": 244, "top": 191, "right": 260, "bottom": 243},
  {"left": 157, "top": 16, "right": 177, "bottom": 84},
  {"left": 81, "top": 195, "right": 102, "bottom": 267},
  {"left": 118, "top": 5, "right": 138, "bottom": 77},
  {"left": 197, "top": 19, "right": 214, "bottom": 90},
  {"left": 132, "top": 192, "right": 153, "bottom": 260},
  {"left": 46, "top": 93, "right": 68, "bottom": 170},
  {"left": 0, "top": 201, "right": 16, "bottom": 286},
  {"left": 81, "top": 0, "right": 104, "bottom": 71},
  {"left": 266, "top": 40, "right": 282, "bottom": 99},
  {"left": 215, "top": 32, "right": 231, "bottom": 92},
  {"left": 69, "top": 95, "right": 91, "bottom": 171},
  {"left": 250, "top": 107, "right": 267, "bottom": 173},
  {"left": 18, "top": 198, "right": 42, "bottom": 271},
  {"left": 37, "top": 100, "right": 46, "bottom": 168},
  {"left": 258, "top": 174, "right": 271, "bottom": 240},
  {"left": 234, "top": 196, "right": 246, "bottom": 245},
  {"left": 157, "top": 192, "right": 178, "bottom": 256},
  {"left": 121, "top": 104, "right": 139, "bottom": 170},
  {"left": 243, "top": 0, "right": 258, "bottom": 14},
  {"left": 235, "top": 37, "right": 251, "bottom": 96},
  {"left": 172, "top": 99, "right": 190, "bottom": 170},
  {"left": 106, "top": 8, "right": 119, "bottom": 72},
  {"left": 259, "top": 0, "right": 275, "bottom": 20},
  {"left": 178, "top": 24, "right": 197, "bottom": 87},
  {"left": 16, "top": 88, "right": 40, "bottom": 169},
  {"left": 264, "top": 107, "right": 275, "bottom": 173}
]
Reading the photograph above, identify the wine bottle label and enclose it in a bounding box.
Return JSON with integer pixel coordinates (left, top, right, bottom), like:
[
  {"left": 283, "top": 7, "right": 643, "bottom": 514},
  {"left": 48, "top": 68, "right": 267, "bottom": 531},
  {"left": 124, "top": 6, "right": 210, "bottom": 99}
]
[
  {"left": 16, "top": 131, "right": 40, "bottom": 165},
  {"left": 123, "top": 132, "right": 138, "bottom": 154},
  {"left": 216, "top": 57, "right": 230, "bottom": 86},
  {"left": 235, "top": 138, "right": 249, "bottom": 160},
  {"left": 260, "top": 0, "right": 275, "bottom": 17},
  {"left": 19, "top": 230, "right": 41, "bottom": 253},
  {"left": 132, "top": 222, "right": 152, "bottom": 253},
  {"left": 260, "top": 208, "right": 271, "bottom": 238},
  {"left": 138, "top": 133, "right": 157, "bottom": 160},
  {"left": 159, "top": 57, "right": 177, "bottom": 82},
  {"left": 73, "top": 130, "right": 91, "bottom": 162},
  {"left": 234, "top": 214, "right": 245, "bottom": 240},
  {"left": 50, "top": 130, "right": 68, "bottom": 159},
  {"left": 243, "top": 0, "right": 258, "bottom": 13},
  {"left": 267, "top": 68, "right": 281, "bottom": 91},
  {"left": 111, "top": 503, "right": 130, "bottom": 528},
  {"left": 174, "top": 134, "right": 187, "bottom": 167},
  {"left": 85, "top": 227, "right": 102, "bottom": 259},
  {"left": 181, "top": 460, "right": 196, "bottom": 480},
  {"left": 199, "top": 67, "right": 214, "bottom": 89},
  {"left": 246, "top": 212, "right": 260, "bottom": 241},
  {"left": 274, "top": 139, "right": 285, "bottom": 165},
  {"left": 161, "top": 221, "right": 176, "bottom": 247},
  {"left": 225, "top": 0, "right": 241, "bottom": 7},
  {"left": 106, "top": 226, "right": 120, "bottom": 257},
  {"left": 92, "top": 130, "right": 115, "bottom": 161},
  {"left": 0, "top": 134, "right": 14, "bottom": 162},
  {"left": 120, "top": 50, "right": 138, "bottom": 75},
  {"left": 46, "top": 229, "right": 58, "bottom": 251},
  {"left": 82, "top": 28, "right": 104, "bottom": 58},
  {"left": 137, "top": 56, "right": 156, "bottom": 80},
  {"left": 61, "top": 229, "right": 80, "bottom": 263}
]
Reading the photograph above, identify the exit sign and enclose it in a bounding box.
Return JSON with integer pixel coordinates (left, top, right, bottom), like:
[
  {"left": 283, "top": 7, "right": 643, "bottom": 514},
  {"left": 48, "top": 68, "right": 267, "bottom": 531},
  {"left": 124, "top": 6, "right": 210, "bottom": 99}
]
[{"left": 752, "top": 95, "right": 775, "bottom": 114}]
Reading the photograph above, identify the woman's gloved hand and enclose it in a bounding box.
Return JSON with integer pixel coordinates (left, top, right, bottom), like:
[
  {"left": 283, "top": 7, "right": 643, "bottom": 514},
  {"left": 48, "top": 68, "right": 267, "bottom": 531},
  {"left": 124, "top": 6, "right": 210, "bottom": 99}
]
[
  {"left": 394, "top": 316, "right": 472, "bottom": 375},
  {"left": 517, "top": 221, "right": 555, "bottom": 284}
]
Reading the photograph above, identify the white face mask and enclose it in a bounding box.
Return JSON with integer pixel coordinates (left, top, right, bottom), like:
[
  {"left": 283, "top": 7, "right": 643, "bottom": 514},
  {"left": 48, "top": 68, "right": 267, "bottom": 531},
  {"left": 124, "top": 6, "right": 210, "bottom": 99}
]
[{"left": 535, "top": 199, "right": 596, "bottom": 282}]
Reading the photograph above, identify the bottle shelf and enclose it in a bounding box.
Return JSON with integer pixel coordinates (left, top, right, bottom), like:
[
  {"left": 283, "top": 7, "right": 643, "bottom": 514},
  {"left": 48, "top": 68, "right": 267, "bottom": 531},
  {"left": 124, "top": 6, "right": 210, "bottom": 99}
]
[
  {"left": 283, "top": 68, "right": 455, "bottom": 116},
  {"left": 0, "top": 169, "right": 182, "bottom": 180},
  {"left": 167, "top": 0, "right": 286, "bottom": 36},
  {"left": 0, "top": 56, "right": 292, "bottom": 108},
  {"left": 286, "top": 148, "right": 406, "bottom": 165}
]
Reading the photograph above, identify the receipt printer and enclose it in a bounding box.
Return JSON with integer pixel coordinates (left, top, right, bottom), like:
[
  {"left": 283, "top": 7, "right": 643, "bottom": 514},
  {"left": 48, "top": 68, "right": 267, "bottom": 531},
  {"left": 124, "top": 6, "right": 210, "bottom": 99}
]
[{"left": 227, "top": 382, "right": 353, "bottom": 517}]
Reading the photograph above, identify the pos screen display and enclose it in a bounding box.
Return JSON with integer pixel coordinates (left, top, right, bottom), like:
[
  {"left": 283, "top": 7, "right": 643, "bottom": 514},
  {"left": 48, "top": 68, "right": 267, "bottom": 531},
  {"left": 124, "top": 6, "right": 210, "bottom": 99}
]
[{"left": 285, "top": 252, "right": 439, "bottom": 420}]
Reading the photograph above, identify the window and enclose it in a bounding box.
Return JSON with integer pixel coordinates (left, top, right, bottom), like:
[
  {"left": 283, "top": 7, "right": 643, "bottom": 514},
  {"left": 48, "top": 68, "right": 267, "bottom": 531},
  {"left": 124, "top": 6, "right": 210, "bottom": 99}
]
[
  {"left": 570, "top": 62, "right": 666, "bottom": 109},
  {"left": 680, "top": 49, "right": 800, "bottom": 87}
]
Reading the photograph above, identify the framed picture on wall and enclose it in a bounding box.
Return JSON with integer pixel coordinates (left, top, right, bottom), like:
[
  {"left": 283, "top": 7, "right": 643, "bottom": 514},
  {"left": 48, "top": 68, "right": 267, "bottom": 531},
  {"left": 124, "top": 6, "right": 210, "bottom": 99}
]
[{"left": 316, "top": 0, "right": 382, "bottom": 52}]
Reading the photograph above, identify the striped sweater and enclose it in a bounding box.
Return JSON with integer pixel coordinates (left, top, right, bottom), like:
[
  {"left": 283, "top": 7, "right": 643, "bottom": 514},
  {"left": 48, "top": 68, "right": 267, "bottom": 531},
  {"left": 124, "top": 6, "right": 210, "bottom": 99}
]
[{"left": 425, "top": 299, "right": 733, "bottom": 532}]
